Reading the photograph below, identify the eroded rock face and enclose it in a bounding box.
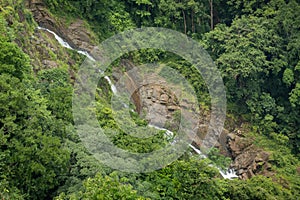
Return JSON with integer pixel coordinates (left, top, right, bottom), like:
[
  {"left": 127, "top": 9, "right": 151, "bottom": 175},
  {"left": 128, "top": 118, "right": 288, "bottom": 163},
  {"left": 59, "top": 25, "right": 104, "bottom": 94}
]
[
  {"left": 27, "top": 0, "right": 71, "bottom": 43},
  {"left": 227, "top": 132, "right": 272, "bottom": 179},
  {"left": 27, "top": 0, "right": 96, "bottom": 53},
  {"left": 67, "top": 20, "right": 97, "bottom": 52},
  {"left": 112, "top": 60, "right": 199, "bottom": 134},
  {"left": 139, "top": 83, "right": 180, "bottom": 127}
]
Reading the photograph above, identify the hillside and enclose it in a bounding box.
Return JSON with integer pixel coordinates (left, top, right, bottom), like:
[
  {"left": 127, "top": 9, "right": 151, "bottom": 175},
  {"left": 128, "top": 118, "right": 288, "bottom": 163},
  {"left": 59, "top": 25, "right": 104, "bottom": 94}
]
[{"left": 0, "top": 0, "right": 299, "bottom": 199}]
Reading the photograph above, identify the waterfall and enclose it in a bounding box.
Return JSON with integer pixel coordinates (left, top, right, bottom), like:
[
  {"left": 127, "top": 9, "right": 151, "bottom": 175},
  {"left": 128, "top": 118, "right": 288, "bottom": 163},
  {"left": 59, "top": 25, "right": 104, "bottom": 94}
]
[
  {"left": 104, "top": 76, "right": 118, "bottom": 94},
  {"left": 37, "top": 26, "right": 117, "bottom": 90},
  {"left": 189, "top": 144, "right": 238, "bottom": 179},
  {"left": 38, "top": 25, "right": 238, "bottom": 180},
  {"left": 37, "top": 26, "right": 95, "bottom": 61},
  {"left": 37, "top": 26, "right": 73, "bottom": 49},
  {"left": 188, "top": 144, "right": 207, "bottom": 159},
  {"left": 219, "top": 169, "right": 238, "bottom": 179}
]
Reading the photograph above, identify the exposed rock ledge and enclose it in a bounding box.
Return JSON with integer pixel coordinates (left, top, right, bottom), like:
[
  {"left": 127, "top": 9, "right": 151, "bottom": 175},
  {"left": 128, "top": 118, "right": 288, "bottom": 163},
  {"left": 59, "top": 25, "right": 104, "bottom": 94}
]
[
  {"left": 227, "top": 132, "right": 272, "bottom": 179},
  {"left": 26, "top": 0, "right": 97, "bottom": 53}
]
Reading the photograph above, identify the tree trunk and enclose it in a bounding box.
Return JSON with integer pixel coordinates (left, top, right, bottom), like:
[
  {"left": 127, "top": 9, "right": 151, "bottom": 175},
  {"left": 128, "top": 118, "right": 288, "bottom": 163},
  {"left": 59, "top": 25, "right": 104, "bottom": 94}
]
[
  {"left": 182, "top": 10, "right": 187, "bottom": 34},
  {"left": 191, "top": 10, "right": 195, "bottom": 33},
  {"left": 209, "top": 0, "right": 213, "bottom": 30}
]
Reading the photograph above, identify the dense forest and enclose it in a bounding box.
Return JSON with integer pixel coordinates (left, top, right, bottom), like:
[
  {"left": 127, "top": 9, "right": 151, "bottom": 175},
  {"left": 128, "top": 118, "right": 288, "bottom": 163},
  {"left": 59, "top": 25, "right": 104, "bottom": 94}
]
[{"left": 0, "top": 0, "right": 300, "bottom": 199}]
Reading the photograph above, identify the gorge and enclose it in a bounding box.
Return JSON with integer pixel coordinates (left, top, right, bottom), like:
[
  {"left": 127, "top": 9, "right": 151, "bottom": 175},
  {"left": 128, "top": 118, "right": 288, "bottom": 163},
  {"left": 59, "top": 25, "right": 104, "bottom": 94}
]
[{"left": 37, "top": 25, "right": 239, "bottom": 179}]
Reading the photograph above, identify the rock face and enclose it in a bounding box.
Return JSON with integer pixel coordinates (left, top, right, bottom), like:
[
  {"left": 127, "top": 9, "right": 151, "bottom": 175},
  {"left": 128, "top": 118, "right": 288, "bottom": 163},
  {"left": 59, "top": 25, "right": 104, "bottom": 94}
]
[
  {"left": 24, "top": 0, "right": 98, "bottom": 73},
  {"left": 139, "top": 83, "right": 180, "bottom": 127},
  {"left": 227, "top": 132, "right": 272, "bottom": 179},
  {"left": 113, "top": 61, "right": 182, "bottom": 128},
  {"left": 26, "top": 0, "right": 97, "bottom": 53},
  {"left": 27, "top": 29, "right": 62, "bottom": 69},
  {"left": 27, "top": 0, "right": 72, "bottom": 44},
  {"left": 66, "top": 20, "right": 97, "bottom": 52},
  {"left": 112, "top": 60, "right": 208, "bottom": 144}
]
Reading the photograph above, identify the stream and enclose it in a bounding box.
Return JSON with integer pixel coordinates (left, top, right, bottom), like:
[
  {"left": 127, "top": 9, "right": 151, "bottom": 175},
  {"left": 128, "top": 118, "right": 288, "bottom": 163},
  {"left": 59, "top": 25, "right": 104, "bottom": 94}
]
[{"left": 37, "top": 26, "right": 238, "bottom": 179}]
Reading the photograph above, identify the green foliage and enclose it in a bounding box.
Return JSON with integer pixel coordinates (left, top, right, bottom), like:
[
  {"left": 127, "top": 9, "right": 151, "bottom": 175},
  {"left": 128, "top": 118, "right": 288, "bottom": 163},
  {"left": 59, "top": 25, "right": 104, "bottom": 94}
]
[
  {"left": 247, "top": 131, "right": 300, "bottom": 197},
  {"left": 37, "top": 68, "right": 73, "bottom": 122},
  {"left": 124, "top": 0, "right": 211, "bottom": 35},
  {"left": 0, "top": 179, "right": 25, "bottom": 200},
  {"left": 203, "top": 0, "right": 300, "bottom": 153},
  {"left": 54, "top": 137, "right": 110, "bottom": 197},
  {"left": 226, "top": 176, "right": 294, "bottom": 200},
  {"left": 55, "top": 172, "right": 148, "bottom": 200},
  {"left": 162, "top": 58, "right": 210, "bottom": 105},
  {"left": 44, "top": 0, "right": 134, "bottom": 39},
  {"left": 142, "top": 157, "right": 228, "bottom": 199},
  {"left": 289, "top": 83, "right": 300, "bottom": 107},
  {"left": 283, "top": 68, "right": 294, "bottom": 86},
  {"left": 0, "top": 44, "right": 69, "bottom": 199},
  {"left": 0, "top": 40, "right": 31, "bottom": 80},
  {"left": 207, "top": 148, "right": 232, "bottom": 170}
]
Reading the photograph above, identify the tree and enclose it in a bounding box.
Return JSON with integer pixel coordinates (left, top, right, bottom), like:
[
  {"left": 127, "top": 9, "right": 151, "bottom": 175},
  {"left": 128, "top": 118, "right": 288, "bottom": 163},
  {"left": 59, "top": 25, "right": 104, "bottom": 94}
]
[
  {"left": 55, "top": 172, "right": 148, "bottom": 200},
  {"left": 143, "top": 157, "right": 228, "bottom": 199},
  {"left": 0, "top": 37, "right": 69, "bottom": 199},
  {"left": 226, "top": 176, "right": 294, "bottom": 200}
]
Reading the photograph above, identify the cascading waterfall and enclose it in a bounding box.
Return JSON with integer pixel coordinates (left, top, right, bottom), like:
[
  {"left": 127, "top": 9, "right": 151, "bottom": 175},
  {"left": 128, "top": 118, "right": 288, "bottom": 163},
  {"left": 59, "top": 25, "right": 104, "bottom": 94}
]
[
  {"left": 37, "top": 26, "right": 73, "bottom": 49},
  {"left": 37, "top": 26, "right": 95, "bottom": 61},
  {"left": 38, "top": 26, "right": 238, "bottom": 180},
  {"left": 219, "top": 169, "right": 238, "bottom": 179},
  {"left": 104, "top": 76, "right": 118, "bottom": 94},
  {"left": 38, "top": 26, "right": 117, "bottom": 93},
  {"left": 189, "top": 144, "right": 238, "bottom": 179},
  {"left": 189, "top": 144, "right": 207, "bottom": 159}
]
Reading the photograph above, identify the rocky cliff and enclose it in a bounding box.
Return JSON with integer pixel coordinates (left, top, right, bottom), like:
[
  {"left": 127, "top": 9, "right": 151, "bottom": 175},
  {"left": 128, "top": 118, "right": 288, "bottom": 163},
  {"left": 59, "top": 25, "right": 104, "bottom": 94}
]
[
  {"left": 26, "top": 0, "right": 98, "bottom": 52},
  {"left": 227, "top": 131, "right": 272, "bottom": 179}
]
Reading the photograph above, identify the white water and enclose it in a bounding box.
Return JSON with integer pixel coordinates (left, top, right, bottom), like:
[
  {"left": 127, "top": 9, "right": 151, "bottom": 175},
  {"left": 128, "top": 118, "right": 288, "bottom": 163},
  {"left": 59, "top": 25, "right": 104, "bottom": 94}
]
[
  {"left": 148, "top": 124, "right": 174, "bottom": 139},
  {"left": 189, "top": 144, "right": 238, "bottom": 179},
  {"left": 104, "top": 76, "right": 118, "bottom": 94},
  {"left": 37, "top": 26, "right": 95, "bottom": 61},
  {"left": 219, "top": 169, "right": 238, "bottom": 179},
  {"left": 39, "top": 25, "right": 238, "bottom": 180},
  {"left": 189, "top": 144, "right": 207, "bottom": 159},
  {"left": 38, "top": 25, "right": 116, "bottom": 91},
  {"left": 37, "top": 26, "right": 73, "bottom": 49}
]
